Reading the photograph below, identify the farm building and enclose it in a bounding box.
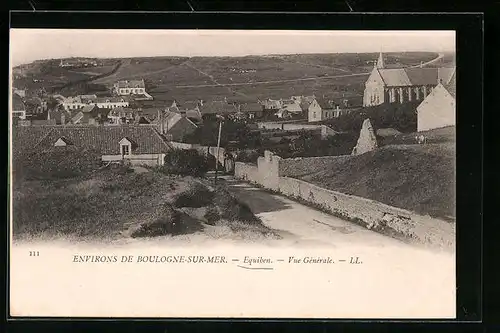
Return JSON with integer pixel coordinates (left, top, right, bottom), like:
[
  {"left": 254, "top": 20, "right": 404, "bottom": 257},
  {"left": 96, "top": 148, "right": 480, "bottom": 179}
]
[
  {"left": 363, "top": 52, "right": 456, "bottom": 107},
  {"left": 416, "top": 72, "right": 456, "bottom": 132}
]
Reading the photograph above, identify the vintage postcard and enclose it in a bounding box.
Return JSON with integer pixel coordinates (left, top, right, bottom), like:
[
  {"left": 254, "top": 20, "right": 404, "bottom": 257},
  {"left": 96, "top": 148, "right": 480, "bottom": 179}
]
[{"left": 9, "top": 29, "right": 456, "bottom": 318}]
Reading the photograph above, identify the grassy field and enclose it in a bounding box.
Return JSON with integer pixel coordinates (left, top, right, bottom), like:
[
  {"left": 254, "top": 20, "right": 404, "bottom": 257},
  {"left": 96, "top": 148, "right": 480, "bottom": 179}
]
[
  {"left": 13, "top": 52, "right": 447, "bottom": 103},
  {"left": 12, "top": 167, "right": 278, "bottom": 242},
  {"left": 300, "top": 127, "right": 456, "bottom": 221}
]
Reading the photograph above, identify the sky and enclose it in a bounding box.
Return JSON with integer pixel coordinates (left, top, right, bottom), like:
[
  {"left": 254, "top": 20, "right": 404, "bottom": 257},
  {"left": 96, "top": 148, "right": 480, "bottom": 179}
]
[{"left": 10, "top": 29, "right": 455, "bottom": 67}]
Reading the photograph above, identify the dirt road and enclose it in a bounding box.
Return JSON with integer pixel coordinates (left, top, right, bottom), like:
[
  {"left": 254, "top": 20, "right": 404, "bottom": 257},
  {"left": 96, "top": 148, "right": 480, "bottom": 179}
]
[{"left": 223, "top": 177, "right": 452, "bottom": 251}]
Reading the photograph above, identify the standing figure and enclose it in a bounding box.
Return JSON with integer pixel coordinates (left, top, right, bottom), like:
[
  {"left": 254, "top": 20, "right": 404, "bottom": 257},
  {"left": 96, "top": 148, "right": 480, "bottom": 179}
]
[{"left": 224, "top": 152, "right": 235, "bottom": 175}]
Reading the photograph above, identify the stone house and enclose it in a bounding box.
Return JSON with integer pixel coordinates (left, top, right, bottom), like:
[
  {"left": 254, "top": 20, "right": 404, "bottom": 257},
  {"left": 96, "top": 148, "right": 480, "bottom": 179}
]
[
  {"left": 34, "top": 125, "right": 171, "bottom": 166},
  {"left": 114, "top": 79, "right": 146, "bottom": 95},
  {"left": 416, "top": 72, "right": 456, "bottom": 132},
  {"left": 307, "top": 98, "right": 341, "bottom": 122},
  {"left": 363, "top": 52, "right": 455, "bottom": 107}
]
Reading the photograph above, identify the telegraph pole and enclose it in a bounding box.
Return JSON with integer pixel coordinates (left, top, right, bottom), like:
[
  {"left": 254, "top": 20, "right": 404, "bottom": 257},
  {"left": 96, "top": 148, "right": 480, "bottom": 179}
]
[{"left": 214, "top": 115, "right": 223, "bottom": 185}]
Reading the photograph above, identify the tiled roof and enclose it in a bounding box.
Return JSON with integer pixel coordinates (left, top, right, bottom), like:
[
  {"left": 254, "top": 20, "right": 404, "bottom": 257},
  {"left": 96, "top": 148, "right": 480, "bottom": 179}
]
[
  {"left": 199, "top": 101, "right": 238, "bottom": 114},
  {"left": 35, "top": 125, "right": 171, "bottom": 155},
  {"left": 12, "top": 126, "right": 54, "bottom": 156},
  {"left": 115, "top": 79, "right": 145, "bottom": 89}
]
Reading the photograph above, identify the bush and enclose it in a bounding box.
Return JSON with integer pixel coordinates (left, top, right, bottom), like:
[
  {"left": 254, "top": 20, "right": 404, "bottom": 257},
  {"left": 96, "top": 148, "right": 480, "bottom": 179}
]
[
  {"left": 173, "top": 182, "right": 214, "bottom": 208},
  {"left": 14, "top": 147, "right": 102, "bottom": 181},
  {"left": 212, "top": 187, "right": 261, "bottom": 223},
  {"left": 204, "top": 205, "right": 220, "bottom": 225},
  {"left": 129, "top": 205, "right": 184, "bottom": 237},
  {"left": 161, "top": 149, "right": 209, "bottom": 177}
]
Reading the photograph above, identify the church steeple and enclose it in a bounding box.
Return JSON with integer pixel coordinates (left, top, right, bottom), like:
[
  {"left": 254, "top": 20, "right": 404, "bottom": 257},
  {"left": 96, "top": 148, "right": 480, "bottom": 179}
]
[{"left": 376, "top": 51, "right": 385, "bottom": 69}]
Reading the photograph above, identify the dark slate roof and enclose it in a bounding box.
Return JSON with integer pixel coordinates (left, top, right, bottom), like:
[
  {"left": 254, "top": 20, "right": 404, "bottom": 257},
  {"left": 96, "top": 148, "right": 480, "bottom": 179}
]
[
  {"left": 12, "top": 93, "right": 25, "bottom": 111},
  {"left": 377, "top": 67, "right": 456, "bottom": 87},
  {"left": 315, "top": 98, "right": 336, "bottom": 110},
  {"left": 378, "top": 68, "right": 412, "bottom": 86},
  {"left": 178, "top": 101, "right": 200, "bottom": 110},
  {"left": 115, "top": 79, "right": 145, "bottom": 89},
  {"left": 34, "top": 125, "right": 171, "bottom": 155},
  {"left": 166, "top": 117, "right": 198, "bottom": 140},
  {"left": 199, "top": 101, "right": 238, "bottom": 115},
  {"left": 240, "top": 102, "right": 263, "bottom": 113}
]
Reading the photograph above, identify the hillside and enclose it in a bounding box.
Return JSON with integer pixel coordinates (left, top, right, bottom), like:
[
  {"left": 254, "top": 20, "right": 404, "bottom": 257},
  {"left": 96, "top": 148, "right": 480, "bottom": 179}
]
[
  {"left": 300, "top": 127, "right": 456, "bottom": 221},
  {"left": 12, "top": 52, "right": 447, "bottom": 104}
]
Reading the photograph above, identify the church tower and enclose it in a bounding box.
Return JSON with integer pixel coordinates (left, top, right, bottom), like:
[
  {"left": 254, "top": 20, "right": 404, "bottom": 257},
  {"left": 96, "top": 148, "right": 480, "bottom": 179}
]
[{"left": 376, "top": 51, "right": 385, "bottom": 69}]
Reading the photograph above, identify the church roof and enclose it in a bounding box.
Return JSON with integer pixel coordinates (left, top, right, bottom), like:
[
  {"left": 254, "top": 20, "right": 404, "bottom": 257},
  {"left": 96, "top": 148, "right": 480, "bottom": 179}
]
[
  {"left": 443, "top": 71, "right": 456, "bottom": 98},
  {"left": 378, "top": 69, "right": 412, "bottom": 86},
  {"left": 376, "top": 67, "right": 456, "bottom": 87}
]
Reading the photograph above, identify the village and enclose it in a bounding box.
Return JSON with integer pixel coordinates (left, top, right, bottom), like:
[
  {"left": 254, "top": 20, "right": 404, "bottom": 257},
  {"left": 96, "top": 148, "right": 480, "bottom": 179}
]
[{"left": 11, "top": 50, "right": 456, "bottom": 249}]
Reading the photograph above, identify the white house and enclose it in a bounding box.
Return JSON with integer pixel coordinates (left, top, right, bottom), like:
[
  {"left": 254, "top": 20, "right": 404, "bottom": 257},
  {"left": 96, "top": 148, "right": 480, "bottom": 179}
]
[
  {"left": 416, "top": 74, "right": 456, "bottom": 132},
  {"left": 307, "top": 98, "right": 341, "bottom": 122},
  {"left": 114, "top": 79, "right": 146, "bottom": 95},
  {"left": 63, "top": 95, "right": 129, "bottom": 111}
]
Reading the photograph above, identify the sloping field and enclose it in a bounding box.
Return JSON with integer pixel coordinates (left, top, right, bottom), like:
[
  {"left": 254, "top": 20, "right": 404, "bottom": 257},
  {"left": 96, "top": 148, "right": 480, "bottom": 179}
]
[
  {"left": 93, "top": 57, "right": 188, "bottom": 84},
  {"left": 300, "top": 138, "right": 455, "bottom": 221}
]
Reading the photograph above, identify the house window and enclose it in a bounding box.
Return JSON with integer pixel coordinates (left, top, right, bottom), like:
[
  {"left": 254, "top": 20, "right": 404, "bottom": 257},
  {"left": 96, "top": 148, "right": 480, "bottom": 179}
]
[
  {"left": 313, "top": 112, "right": 316, "bottom": 119},
  {"left": 121, "top": 144, "right": 130, "bottom": 156}
]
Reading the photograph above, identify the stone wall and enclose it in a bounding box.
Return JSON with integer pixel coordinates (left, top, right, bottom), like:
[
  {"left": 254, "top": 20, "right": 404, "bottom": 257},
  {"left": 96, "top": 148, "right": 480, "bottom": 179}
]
[
  {"left": 234, "top": 150, "right": 455, "bottom": 249},
  {"left": 234, "top": 162, "right": 259, "bottom": 183},
  {"left": 278, "top": 176, "right": 455, "bottom": 248},
  {"left": 279, "top": 155, "right": 351, "bottom": 178},
  {"left": 257, "top": 151, "right": 281, "bottom": 191}
]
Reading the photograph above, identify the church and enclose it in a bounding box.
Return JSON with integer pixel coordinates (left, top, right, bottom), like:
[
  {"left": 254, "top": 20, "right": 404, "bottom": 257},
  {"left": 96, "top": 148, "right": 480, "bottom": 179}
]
[{"left": 362, "top": 52, "right": 455, "bottom": 107}]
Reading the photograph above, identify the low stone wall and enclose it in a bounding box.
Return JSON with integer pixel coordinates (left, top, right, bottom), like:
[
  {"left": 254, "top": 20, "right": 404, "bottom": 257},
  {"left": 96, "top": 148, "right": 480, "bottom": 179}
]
[
  {"left": 278, "top": 176, "right": 455, "bottom": 249},
  {"left": 234, "top": 162, "right": 259, "bottom": 183},
  {"left": 234, "top": 150, "right": 455, "bottom": 249},
  {"left": 279, "top": 155, "right": 351, "bottom": 178}
]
